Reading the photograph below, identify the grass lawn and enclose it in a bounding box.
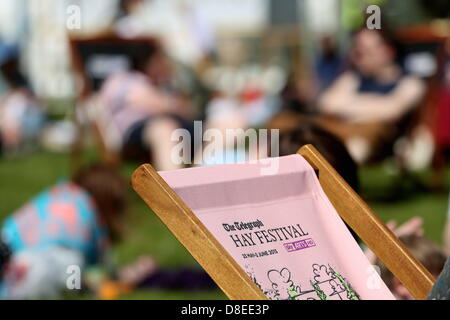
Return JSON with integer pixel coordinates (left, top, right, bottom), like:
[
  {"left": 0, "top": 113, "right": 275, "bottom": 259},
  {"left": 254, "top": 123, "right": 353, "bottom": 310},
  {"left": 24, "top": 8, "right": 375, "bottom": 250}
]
[{"left": 0, "top": 150, "right": 448, "bottom": 299}]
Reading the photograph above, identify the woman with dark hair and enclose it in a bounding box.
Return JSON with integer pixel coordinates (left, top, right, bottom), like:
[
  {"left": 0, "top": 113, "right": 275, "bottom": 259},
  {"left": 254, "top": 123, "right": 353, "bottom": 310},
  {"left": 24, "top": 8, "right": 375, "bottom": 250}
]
[
  {"left": 317, "top": 28, "right": 426, "bottom": 163},
  {"left": 278, "top": 122, "right": 359, "bottom": 191},
  {"left": 277, "top": 121, "right": 361, "bottom": 244}
]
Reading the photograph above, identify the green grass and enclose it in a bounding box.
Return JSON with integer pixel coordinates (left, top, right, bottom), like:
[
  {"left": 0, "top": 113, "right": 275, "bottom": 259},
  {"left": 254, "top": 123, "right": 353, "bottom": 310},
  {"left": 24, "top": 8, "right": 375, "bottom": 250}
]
[
  {"left": 359, "top": 163, "right": 449, "bottom": 244},
  {"left": 0, "top": 150, "right": 448, "bottom": 299}
]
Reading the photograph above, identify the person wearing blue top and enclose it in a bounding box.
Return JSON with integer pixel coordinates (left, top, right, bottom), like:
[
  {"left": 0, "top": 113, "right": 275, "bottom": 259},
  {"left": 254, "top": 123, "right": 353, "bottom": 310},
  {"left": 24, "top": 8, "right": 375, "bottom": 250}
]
[
  {"left": 316, "top": 28, "right": 426, "bottom": 164},
  {"left": 0, "top": 164, "right": 127, "bottom": 299}
]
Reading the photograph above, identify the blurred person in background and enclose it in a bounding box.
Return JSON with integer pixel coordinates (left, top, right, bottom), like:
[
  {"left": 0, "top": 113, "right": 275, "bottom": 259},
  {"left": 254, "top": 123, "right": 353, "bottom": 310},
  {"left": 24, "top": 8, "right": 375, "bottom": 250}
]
[
  {"left": 315, "top": 35, "right": 345, "bottom": 92},
  {"left": 438, "top": 39, "right": 450, "bottom": 256},
  {"left": 366, "top": 215, "right": 449, "bottom": 300},
  {"left": 101, "top": 254, "right": 216, "bottom": 300},
  {"left": 421, "top": 84, "right": 450, "bottom": 302},
  {"left": 0, "top": 161, "right": 216, "bottom": 299},
  {"left": 429, "top": 255, "right": 450, "bottom": 300},
  {"left": 197, "top": 38, "right": 286, "bottom": 165},
  {"left": 99, "top": 44, "right": 194, "bottom": 170},
  {"left": 433, "top": 38, "right": 450, "bottom": 173},
  {"left": 0, "top": 164, "right": 127, "bottom": 299},
  {"left": 376, "top": 233, "right": 446, "bottom": 300},
  {"left": 267, "top": 63, "right": 318, "bottom": 128},
  {"left": 442, "top": 190, "right": 450, "bottom": 257},
  {"left": 277, "top": 121, "right": 360, "bottom": 243},
  {"left": 429, "top": 188, "right": 450, "bottom": 300},
  {"left": 317, "top": 28, "right": 426, "bottom": 163},
  {"left": 278, "top": 121, "right": 359, "bottom": 191},
  {"left": 0, "top": 43, "right": 44, "bottom": 156}
]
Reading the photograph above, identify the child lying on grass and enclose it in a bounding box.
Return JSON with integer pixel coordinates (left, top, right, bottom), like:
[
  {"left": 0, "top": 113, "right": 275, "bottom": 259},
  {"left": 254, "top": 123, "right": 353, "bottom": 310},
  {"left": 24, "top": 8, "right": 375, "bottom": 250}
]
[
  {"left": 0, "top": 164, "right": 215, "bottom": 299},
  {"left": 0, "top": 164, "right": 126, "bottom": 299}
]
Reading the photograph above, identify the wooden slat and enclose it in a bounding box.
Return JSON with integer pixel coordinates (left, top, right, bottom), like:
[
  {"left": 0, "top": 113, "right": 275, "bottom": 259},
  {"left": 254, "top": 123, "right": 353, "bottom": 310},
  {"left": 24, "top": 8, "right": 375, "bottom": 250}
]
[
  {"left": 298, "top": 144, "right": 435, "bottom": 299},
  {"left": 131, "top": 164, "right": 267, "bottom": 300}
]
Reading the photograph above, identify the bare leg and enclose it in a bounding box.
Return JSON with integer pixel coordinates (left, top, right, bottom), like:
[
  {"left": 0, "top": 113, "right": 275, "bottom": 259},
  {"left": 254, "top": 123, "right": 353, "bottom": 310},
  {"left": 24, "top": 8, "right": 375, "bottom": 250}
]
[{"left": 142, "top": 117, "right": 184, "bottom": 171}]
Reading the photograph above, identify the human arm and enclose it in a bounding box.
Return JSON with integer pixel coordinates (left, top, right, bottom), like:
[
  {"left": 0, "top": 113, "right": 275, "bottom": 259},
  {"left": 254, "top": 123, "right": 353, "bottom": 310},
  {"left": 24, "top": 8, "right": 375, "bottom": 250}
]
[{"left": 319, "top": 73, "right": 426, "bottom": 123}]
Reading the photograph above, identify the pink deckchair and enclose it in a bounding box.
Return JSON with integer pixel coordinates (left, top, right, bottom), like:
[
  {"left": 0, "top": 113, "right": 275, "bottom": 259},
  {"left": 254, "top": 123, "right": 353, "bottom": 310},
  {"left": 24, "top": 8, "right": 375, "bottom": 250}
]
[{"left": 131, "top": 144, "right": 434, "bottom": 300}]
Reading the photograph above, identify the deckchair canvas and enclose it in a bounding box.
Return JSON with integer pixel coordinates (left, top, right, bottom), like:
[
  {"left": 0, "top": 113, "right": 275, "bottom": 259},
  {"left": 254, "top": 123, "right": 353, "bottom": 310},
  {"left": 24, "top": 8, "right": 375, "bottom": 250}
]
[{"left": 131, "top": 144, "right": 435, "bottom": 300}]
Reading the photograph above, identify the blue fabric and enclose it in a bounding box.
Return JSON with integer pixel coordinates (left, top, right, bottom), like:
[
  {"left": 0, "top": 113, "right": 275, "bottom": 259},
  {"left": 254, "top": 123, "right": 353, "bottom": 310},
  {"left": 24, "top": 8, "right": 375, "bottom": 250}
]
[
  {"left": 315, "top": 55, "right": 343, "bottom": 91},
  {"left": 428, "top": 255, "right": 450, "bottom": 300},
  {"left": 1, "top": 181, "right": 108, "bottom": 266},
  {"left": 357, "top": 73, "right": 401, "bottom": 94},
  {"left": 0, "top": 43, "right": 18, "bottom": 66}
]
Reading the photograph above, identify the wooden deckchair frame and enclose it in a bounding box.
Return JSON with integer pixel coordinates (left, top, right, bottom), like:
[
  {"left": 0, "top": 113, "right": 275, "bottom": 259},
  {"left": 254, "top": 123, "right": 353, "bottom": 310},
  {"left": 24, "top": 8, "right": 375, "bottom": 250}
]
[{"left": 131, "top": 144, "right": 435, "bottom": 300}]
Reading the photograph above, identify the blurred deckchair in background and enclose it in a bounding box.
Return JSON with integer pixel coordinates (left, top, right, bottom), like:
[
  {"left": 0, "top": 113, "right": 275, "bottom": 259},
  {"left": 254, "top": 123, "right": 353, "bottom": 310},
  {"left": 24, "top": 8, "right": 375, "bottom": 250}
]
[
  {"left": 131, "top": 144, "right": 435, "bottom": 300},
  {"left": 68, "top": 35, "right": 161, "bottom": 168}
]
